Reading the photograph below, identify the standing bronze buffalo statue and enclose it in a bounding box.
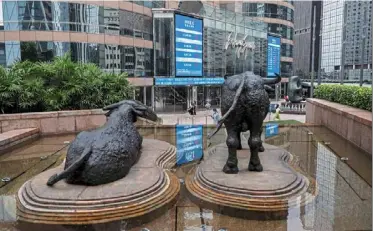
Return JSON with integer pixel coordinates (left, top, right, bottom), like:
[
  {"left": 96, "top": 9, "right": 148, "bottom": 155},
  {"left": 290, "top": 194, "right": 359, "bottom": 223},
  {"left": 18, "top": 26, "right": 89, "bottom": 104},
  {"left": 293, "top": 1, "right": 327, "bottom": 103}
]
[
  {"left": 47, "top": 100, "right": 158, "bottom": 186},
  {"left": 208, "top": 71, "right": 281, "bottom": 174}
]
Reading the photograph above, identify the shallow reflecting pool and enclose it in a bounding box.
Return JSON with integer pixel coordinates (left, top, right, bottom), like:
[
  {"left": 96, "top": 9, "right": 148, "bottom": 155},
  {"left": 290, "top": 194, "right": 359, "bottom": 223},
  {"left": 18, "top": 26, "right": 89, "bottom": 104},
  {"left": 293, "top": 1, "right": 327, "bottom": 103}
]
[{"left": 0, "top": 126, "right": 371, "bottom": 231}]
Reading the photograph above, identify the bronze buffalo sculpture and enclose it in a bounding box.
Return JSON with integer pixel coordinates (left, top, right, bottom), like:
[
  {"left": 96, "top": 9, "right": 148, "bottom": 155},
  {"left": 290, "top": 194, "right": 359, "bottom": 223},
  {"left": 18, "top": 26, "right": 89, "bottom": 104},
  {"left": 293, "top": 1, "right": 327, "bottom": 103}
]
[
  {"left": 47, "top": 100, "right": 158, "bottom": 186},
  {"left": 208, "top": 71, "right": 281, "bottom": 174}
]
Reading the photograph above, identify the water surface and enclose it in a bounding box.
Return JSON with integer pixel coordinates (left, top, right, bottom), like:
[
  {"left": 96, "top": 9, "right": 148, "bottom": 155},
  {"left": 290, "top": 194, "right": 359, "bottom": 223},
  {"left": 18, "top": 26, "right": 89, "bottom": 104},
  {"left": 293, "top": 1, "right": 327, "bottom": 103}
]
[{"left": 0, "top": 126, "right": 371, "bottom": 231}]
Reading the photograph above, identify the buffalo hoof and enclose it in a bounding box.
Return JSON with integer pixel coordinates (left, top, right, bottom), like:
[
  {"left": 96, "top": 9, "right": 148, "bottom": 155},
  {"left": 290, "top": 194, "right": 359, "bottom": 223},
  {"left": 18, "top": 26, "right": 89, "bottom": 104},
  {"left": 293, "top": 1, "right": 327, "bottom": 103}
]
[
  {"left": 223, "top": 164, "right": 239, "bottom": 174},
  {"left": 237, "top": 145, "right": 243, "bottom": 150},
  {"left": 248, "top": 162, "right": 263, "bottom": 172},
  {"left": 259, "top": 145, "right": 265, "bottom": 152}
]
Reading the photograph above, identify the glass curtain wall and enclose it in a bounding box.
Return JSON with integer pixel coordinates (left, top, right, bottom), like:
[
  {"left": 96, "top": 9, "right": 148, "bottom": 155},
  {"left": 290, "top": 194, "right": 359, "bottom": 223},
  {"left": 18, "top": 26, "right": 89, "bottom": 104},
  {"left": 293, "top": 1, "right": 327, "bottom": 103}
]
[
  {"left": 1, "top": 1, "right": 154, "bottom": 76},
  {"left": 0, "top": 41, "right": 153, "bottom": 77},
  {"left": 201, "top": 6, "right": 267, "bottom": 77},
  {"left": 153, "top": 6, "right": 268, "bottom": 113}
]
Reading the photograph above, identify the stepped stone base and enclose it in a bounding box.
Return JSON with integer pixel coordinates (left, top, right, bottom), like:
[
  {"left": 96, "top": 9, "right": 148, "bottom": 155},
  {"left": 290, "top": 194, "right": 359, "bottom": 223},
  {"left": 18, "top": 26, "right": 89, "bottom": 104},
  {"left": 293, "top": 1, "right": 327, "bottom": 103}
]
[
  {"left": 186, "top": 142, "right": 317, "bottom": 220},
  {"left": 17, "top": 139, "right": 179, "bottom": 225}
]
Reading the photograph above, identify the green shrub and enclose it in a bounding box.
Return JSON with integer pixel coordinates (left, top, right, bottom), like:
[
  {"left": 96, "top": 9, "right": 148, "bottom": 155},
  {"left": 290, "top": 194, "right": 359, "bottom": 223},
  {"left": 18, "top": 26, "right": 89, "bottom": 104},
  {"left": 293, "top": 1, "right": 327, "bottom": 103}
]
[
  {"left": 0, "top": 54, "right": 134, "bottom": 114},
  {"left": 314, "top": 84, "right": 371, "bottom": 111}
]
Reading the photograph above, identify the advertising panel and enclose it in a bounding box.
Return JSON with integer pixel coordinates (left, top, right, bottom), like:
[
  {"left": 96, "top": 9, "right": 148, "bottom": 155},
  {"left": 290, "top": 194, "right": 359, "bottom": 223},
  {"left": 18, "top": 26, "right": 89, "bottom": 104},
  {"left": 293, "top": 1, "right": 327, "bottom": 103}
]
[
  {"left": 176, "top": 125, "right": 203, "bottom": 165},
  {"left": 267, "top": 35, "right": 281, "bottom": 77},
  {"left": 175, "top": 13, "right": 203, "bottom": 77}
]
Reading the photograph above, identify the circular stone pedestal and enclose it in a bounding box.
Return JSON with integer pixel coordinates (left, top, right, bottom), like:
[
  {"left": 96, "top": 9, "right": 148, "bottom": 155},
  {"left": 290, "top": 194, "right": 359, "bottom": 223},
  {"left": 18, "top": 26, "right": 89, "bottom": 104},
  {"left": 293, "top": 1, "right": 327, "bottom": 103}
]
[
  {"left": 186, "top": 142, "right": 317, "bottom": 220},
  {"left": 17, "top": 139, "right": 179, "bottom": 225}
]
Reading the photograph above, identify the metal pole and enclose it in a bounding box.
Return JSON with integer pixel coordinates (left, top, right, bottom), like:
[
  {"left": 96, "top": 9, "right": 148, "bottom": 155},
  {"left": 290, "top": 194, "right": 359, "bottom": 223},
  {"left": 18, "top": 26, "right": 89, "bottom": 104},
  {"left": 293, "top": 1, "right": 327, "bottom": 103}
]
[
  {"left": 310, "top": 6, "right": 316, "bottom": 98},
  {"left": 151, "top": 86, "right": 155, "bottom": 111},
  {"left": 317, "top": 2, "right": 323, "bottom": 86},
  {"left": 340, "top": 3, "right": 347, "bottom": 84},
  {"left": 143, "top": 86, "right": 146, "bottom": 105},
  {"left": 359, "top": 7, "right": 367, "bottom": 87},
  {"left": 275, "top": 83, "right": 279, "bottom": 102}
]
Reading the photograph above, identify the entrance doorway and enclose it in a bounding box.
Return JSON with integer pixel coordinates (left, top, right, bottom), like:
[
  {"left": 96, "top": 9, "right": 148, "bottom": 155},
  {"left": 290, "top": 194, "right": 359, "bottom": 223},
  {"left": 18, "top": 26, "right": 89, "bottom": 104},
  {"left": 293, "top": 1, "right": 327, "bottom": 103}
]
[
  {"left": 187, "top": 86, "right": 197, "bottom": 109},
  {"left": 154, "top": 86, "right": 222, "bottom": 113}
]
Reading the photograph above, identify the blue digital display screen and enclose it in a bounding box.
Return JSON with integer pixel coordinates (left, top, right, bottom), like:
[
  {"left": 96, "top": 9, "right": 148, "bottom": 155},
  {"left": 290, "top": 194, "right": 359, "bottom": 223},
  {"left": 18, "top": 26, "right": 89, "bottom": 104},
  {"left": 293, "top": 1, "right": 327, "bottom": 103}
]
[
  {"left": 176, "top": 125, "right": 203, "bottom": 166},
  {"left": 155, "top": 77, "right": 225, "bottom": 86},
  {"left": 267, "top": 35, "right": 281, "bottom": 77},
  {"left": 175, "top": 14, "right": 203, "bottom": 77}
]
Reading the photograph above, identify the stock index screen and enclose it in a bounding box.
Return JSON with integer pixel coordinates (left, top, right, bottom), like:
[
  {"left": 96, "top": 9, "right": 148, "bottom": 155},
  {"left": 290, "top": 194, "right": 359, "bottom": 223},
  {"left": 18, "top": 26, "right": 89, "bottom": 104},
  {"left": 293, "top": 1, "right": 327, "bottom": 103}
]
[
  {"left": 175, "top": 13, "right": 203, "bottom": 77},
  {"left": 267, "top": 35, "right": 281, "bottom": 77}
]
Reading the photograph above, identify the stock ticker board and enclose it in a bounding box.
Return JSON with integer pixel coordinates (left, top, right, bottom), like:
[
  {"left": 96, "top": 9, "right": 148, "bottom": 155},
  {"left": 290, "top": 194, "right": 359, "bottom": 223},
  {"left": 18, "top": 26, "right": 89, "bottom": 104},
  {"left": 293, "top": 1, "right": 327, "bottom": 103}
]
[
  {"left": 154, "top": 77, "right": 225, "bottom": 86},
  {"left": 267, "top": 35, "right": 281, "bottom": 77},
  {"left": 176, "top": 125, "right": 203, "bottom": 166},
  {"left": 175, "top": 14, "right": 203, "bottom": 77}
]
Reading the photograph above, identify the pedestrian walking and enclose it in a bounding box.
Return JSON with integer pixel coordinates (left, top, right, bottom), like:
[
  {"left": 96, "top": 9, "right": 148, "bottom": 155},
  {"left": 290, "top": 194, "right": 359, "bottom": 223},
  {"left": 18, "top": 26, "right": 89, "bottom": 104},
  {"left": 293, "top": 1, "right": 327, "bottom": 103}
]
[{"left": 211, "top": 108, "right": 220, "bottom": 125}]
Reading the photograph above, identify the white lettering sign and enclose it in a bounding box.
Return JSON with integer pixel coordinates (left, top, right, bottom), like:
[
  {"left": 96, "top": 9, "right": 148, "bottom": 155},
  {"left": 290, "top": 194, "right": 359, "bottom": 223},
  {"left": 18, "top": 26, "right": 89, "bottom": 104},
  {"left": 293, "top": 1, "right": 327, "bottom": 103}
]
[{"left": 224, "top": 32, "right": 255, "bottom": 59}]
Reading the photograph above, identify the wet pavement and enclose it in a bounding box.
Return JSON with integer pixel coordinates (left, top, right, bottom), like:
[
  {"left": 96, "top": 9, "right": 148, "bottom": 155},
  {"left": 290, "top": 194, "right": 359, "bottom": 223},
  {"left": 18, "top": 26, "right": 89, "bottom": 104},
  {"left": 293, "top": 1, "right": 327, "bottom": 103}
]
[{"left": 0, "top": 126, "right": 371, "bottom": 231}]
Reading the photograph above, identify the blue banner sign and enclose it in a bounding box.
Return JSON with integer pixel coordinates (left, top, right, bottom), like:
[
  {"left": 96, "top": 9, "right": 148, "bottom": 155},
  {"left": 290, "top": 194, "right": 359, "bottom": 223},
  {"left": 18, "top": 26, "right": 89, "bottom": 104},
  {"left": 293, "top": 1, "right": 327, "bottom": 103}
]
[
  {"left": 155, "top": 77, "right": 225, "bottom": 86},
  {"left": 267, "top": 35, "right": 281, "bottom": 77},
  {"left": 176, "top": 125, "right": 203, "bottom": 165},
  {"left": 175, "top": 14, "right": 203, "bottom": 77},
  {"left": 265, "top": 123, "right": 279, "bottom": 138}
]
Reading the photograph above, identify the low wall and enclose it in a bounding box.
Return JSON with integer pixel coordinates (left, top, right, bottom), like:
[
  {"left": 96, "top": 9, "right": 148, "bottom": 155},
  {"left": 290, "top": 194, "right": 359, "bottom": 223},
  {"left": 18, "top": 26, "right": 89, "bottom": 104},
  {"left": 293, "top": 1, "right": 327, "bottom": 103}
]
[
  {"left": 306, "top": 98, "right": 372, "bottom": 155},
  {"left": 0, "top": 109, "right": 157, "bottom": 135}
]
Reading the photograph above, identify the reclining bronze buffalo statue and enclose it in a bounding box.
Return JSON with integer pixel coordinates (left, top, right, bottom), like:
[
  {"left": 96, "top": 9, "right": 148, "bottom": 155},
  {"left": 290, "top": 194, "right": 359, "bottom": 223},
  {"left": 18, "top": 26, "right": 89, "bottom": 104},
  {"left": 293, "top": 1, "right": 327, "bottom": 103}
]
[
  {"left": 208, "top": 71, "right": 281, "bottom": 174},
  {"left": 47, "top": 100, "right": 158, "bottom": 186}
]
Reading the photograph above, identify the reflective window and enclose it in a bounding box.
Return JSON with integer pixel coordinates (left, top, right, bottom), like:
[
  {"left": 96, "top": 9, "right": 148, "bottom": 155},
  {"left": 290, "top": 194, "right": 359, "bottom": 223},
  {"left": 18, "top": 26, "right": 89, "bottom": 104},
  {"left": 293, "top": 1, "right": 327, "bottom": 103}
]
[
  {"left": 268, "top": 23, "right": 293, "bottom": 40},
  {"left": 281, "top": 43, "right": 293, "bottom": 57},
  {"left": 52, "top": 2, "right": 69, "bottom": 31},
  {"left": 242, "top": 3, "right": 294, "bottom": 22},
  {"left": 120, "top": 10, "right": 134, "bottom": 37},
  {"left": 0, "top": 41, "right": 153, "bottom": 76},
  {"left": 153, "top": 16, "right": 174, "bottom": 77},
  {"left": 1, "top": 1, "right": 153, "bottom": 41},
  {"left": 5, "top": 41, "right": 21, "bottom": 67},
  {"left": 18, "top": 1, "right": 53, "bottom": 31},
  {"left": 281, "top": 61, "right": 293, "bottom": 77},
  {"left": 3, "top": 1, "right": 19, "bottom": 30},
  {"left": 0, "top": 43, "right": 6, "bottom": 66},
  {"left": 20, "top": 41, "right": 54, "bottom": 62},
  {"left": 104, "top": 7, "right": 120, "bottom": 35},
  {"left": 131, "top": 1, "right": 165, "bottom": 8}
]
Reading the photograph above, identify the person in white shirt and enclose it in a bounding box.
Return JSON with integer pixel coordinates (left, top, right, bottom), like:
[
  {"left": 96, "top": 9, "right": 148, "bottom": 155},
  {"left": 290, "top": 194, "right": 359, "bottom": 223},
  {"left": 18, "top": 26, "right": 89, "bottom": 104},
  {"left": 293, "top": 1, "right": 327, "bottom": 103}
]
[{"left": 211, "top": 108, "right": 220, "bottom": 125}]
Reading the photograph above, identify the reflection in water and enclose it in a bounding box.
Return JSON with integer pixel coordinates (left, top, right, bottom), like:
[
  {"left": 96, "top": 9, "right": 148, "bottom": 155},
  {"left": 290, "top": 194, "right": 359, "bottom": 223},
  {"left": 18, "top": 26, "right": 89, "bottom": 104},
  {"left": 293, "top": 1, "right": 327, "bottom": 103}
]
[
  {"left": 0, "top": 126, "right": 371, "bottom": 231},
  {"left": 315, "top": 142, "right": 336, "bottom": 231}
]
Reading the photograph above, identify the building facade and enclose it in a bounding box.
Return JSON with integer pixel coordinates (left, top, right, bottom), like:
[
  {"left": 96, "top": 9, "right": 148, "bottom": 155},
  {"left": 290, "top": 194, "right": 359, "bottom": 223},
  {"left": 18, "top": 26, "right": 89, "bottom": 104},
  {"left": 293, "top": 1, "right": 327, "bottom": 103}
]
[
  {"left": 293, "top": 1, "right": 322, "bottom": 79},
  {"left": 0, "top": 1, "right": 158, "bottom": 77},
  {"left": 152, "top": 5, "right": 268, "bottom": 112},
  {"left": 238, "top": 1, "right": 295, "bottom": 77},
  {"left": 0, "top": 1, "right": 277, "bottom": 113},
  {"left": 320, "top": 0, "right": 372, "bottom": 81}
]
